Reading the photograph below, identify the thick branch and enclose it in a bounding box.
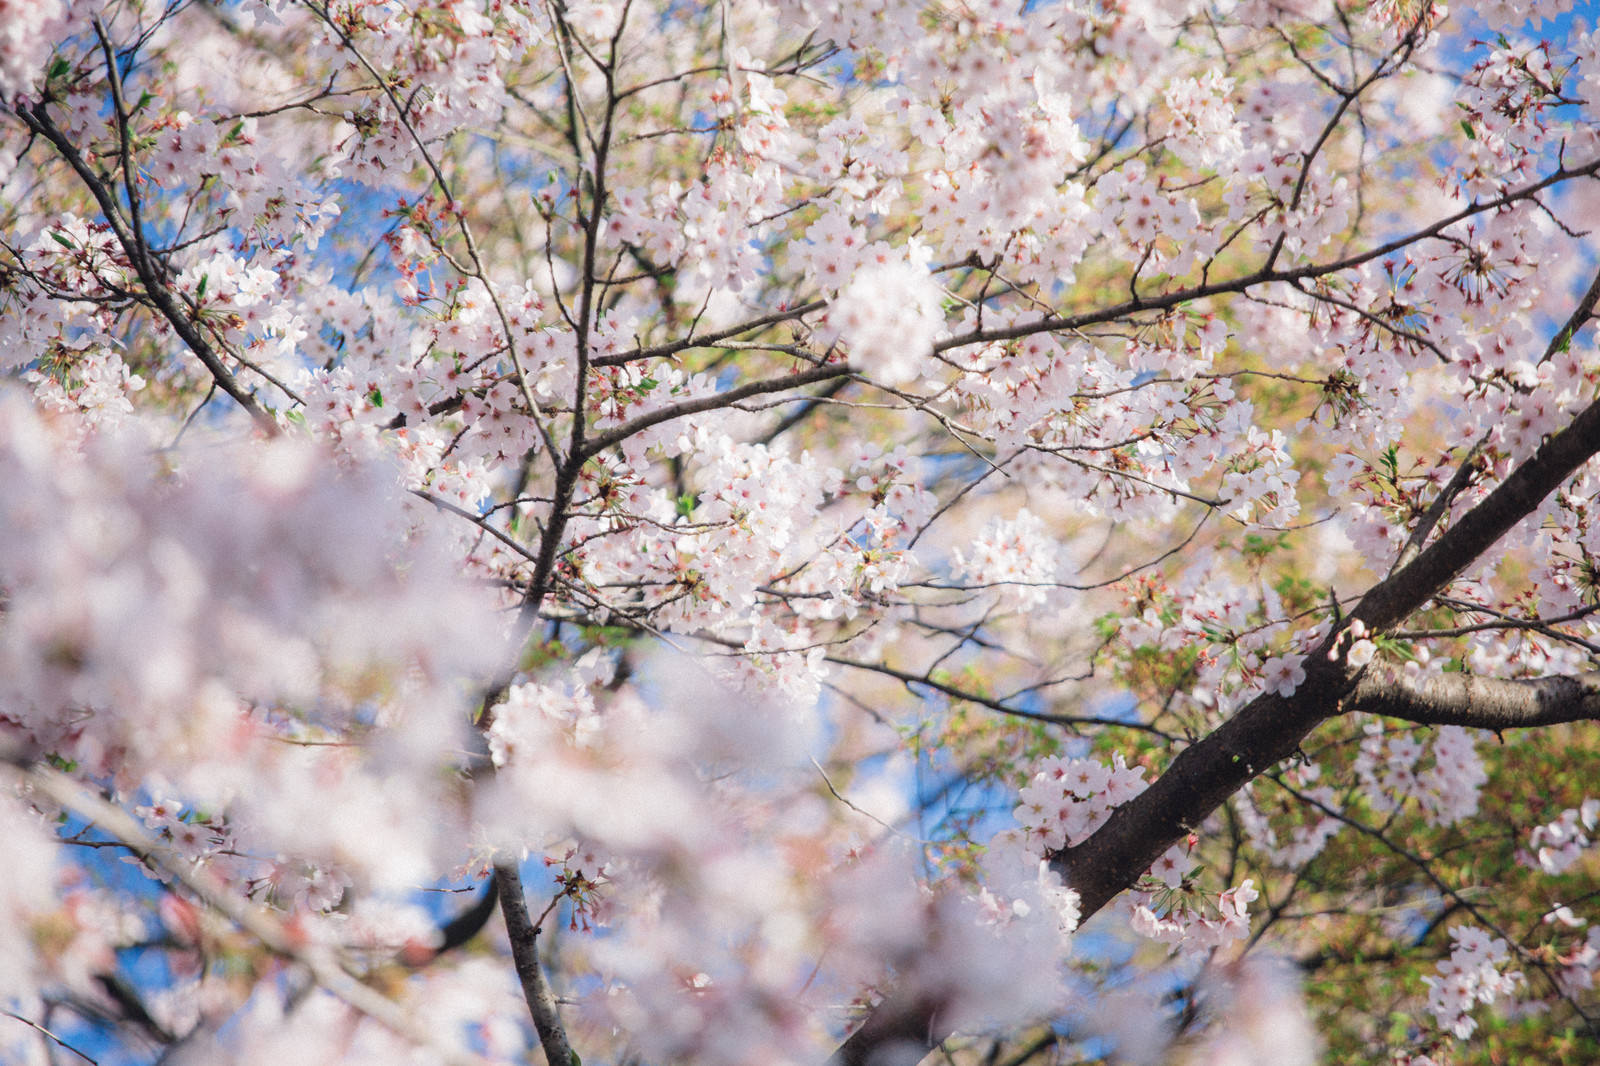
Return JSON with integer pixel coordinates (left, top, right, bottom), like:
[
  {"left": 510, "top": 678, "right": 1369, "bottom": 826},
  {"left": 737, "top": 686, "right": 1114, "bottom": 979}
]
[
  {"left": 1350, "top": 396, "right": 1600, "bottom": 632},
  {"left": 1349, "top": 664, "right": 1600, "bottom": 730},
  {"left": 1390, "top": 434, "right": 1484, "bottom": 575},
  {"left": 1060, "top": 389, "right": 1600, "bottom": 920}
]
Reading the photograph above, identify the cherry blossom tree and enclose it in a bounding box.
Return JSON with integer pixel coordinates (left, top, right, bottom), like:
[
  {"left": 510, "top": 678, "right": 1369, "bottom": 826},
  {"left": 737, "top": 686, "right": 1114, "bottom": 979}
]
[{"left": 5, "top": 1, "right": 1600, "bottom": 1064}]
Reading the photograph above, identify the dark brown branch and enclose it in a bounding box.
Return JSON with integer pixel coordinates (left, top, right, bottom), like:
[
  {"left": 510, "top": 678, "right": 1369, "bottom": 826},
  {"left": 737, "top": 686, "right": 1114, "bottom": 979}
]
[
  {"left": 1260, "top": 16, "right": 1422, "bottom": 272},
  {"left": 1350, "top": 397, "right": 1600, "bottom": 633},
  {"left": 1541, "top": 259, "right": 1600, "bottom": 363},
  {"left": 580, "top": 363, "right": 850, "bottom": 459},
  {"left": 826, "top": 654, "right": 1179, "bottom": 740},
  {"left": 15, "top": 102, "right": 276, "bottom": 432},
  {"left": 1, "top": 1009, "right": 100, "bottom": 1065},
  {"left": 1057, "top": 385, "right": 1600, "bottom": 923},
  {"left": 1348, "top": 664, "right": 1600, "bottom": 731},
  {"left": 929, "top": 155, "right": 1600, "bottom": 355},
  {"left": 1389, "top": 434, "right": 1485, "bottom": 575},
  {"left": 495, "top": 862, "right": 575, "bottom": 1066},
  {"left": 594, "top": 299, "right": 828, "bottom": 368}
]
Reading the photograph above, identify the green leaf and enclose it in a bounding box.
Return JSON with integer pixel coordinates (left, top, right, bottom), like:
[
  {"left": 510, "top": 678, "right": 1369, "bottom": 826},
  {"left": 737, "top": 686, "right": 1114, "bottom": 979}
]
[
  {"left": 1380, "top": 443, "right": 1400, "bottom": 482},
  {"left": 675, "top": 493, "right": 696, "bottom": 518},
  {"left": 49, "top": 230, "right": 73, "bottom": 248},
  {"left": 367, "top": 387, "right": 384, "bottom": 408},
  {"left": 1460, "top": 118, "right": 1476, "bottom": 141},
  {"left": 196, "top": 274, "right": 209, "bottom": 300},
  {"left": 1374, "top": 634, "right": 1417, "bottom": 662},
  {"left": 47, "top": 56, "right": 70, "bottom": 80},
  {"left": 570, "top": 1051, "right": 581, "bottom": 1066}
]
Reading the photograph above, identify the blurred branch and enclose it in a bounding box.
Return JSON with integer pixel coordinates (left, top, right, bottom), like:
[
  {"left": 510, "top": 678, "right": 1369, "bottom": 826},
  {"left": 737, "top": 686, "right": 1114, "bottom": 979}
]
[{"left": 11, "top": 762, "right": 492, "bottom": 1066}]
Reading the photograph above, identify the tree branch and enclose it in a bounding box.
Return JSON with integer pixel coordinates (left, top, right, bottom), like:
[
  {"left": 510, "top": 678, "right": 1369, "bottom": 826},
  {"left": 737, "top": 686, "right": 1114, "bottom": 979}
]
[
  {"left": 11, "top": 762, "right": 490, "bottom": 1066},
  {"left": 1349, "top": 663, "right": 1600, "bottom": 731},
  {"left": 15, "top": 102, "right": 277, "bottom": 432},
  {"left": 495, "top": 862, "right": 576, "bottom": 1066},
  {"left": 580, "top": 362, "right": 850, "bottom": 459},
  {"left": 594, "top": 299, "right": 828, "bottom": 368},
  {"left": 1057, "top": 383, "right": 1600, "bottom": 923},
  {"left": 930, "top": 155, "right": 1600, "bottom": 355}
]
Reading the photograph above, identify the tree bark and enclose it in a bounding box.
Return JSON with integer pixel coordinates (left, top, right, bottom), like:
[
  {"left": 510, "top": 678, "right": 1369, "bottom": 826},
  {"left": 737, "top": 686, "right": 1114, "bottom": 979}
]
[{"left": 1349, "top": 665, "right": 1600, "bottom": 731}]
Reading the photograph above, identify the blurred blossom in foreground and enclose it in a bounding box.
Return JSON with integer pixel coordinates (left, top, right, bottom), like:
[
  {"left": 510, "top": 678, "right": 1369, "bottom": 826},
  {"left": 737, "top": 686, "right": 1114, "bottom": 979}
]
[
  {"left": 1185, "top": 957, "right": 1317, "bottom": 1066},
  {"left": 0, "top": 389, "right": 507, "bottom": 895}
]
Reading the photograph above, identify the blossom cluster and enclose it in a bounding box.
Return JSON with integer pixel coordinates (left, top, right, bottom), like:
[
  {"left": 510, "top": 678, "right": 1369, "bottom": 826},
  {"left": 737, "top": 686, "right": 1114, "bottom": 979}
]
[
  {"left": 1236, "top": 769, "right": 1344, "bottom": 871},
  {"left": 951, "top": 508, "right": 1061, "bottom": 611},
  {"left": 1423, "top": 926, "right": 1524, "bottom": 1039},
  {"left": 0, "top": 391, "right": 504, "bottom": 899},
  {"left": 0, "top": 0, "right": 78, "bottom": 103},
  {"left": 1523, "top": 799, "right": 1600, "bottom": 875},
  {"left": 1014, "top": 754, "right": 1150, "bottom": 853},
  {"left": 824, "top": 254, "right": 945, "bottom": 388},
  {"left": 474, "top": 655, "right": 1084, "bottom": 1065},
  {"left": 1015, "top": 754, "right": 1259, "bottom": 951},
  {"left": 1355, "top": 722, "right": 1488, "bottom": 827}
]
